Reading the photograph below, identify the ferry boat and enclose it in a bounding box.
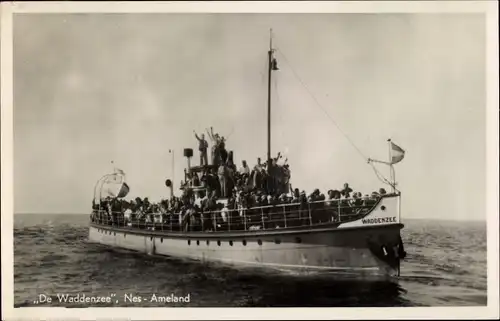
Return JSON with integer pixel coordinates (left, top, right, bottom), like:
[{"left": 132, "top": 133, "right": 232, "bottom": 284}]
[{"left": 88, "top": 30, "right": 407, "bottom": 279}]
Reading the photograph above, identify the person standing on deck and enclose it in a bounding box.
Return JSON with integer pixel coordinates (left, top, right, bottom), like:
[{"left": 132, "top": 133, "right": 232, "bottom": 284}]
[
  {"left": 253, "top": 158, "right": 263, "bottom": 190},
  {"left": 219, "top": 136, "right": 228, "bottom": 164},
  {"left": 218, "top": 164, "right": 227, "bottom": 198},
  {"left": 206, "top": 127, "right": 220, "bottom": 166},
  {"left": 267, "top": 158, "right": 278, "bottom": 195},
  {"left": 254, "top": 157, "right": 264, "bottom": 172},
  {"left": 193, "top": 130, "right": 209, "bottom": 166},
  {"left": 341, "top": 183, "right": 353, "bottom": 198},
  {"left": 227, "top": 151, "right": 235, "bottom": 170},
  {"left": 239, "top": 160, "right": 250, "bottom": 175}
]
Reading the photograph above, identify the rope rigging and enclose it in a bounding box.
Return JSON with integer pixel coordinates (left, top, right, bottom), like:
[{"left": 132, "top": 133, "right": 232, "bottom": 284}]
[
  {"left": 274, "top": 48, "right": 368, "bottom": 161},
  {"left": 273, "top": 46, "right": 395, "bottom": 188}
]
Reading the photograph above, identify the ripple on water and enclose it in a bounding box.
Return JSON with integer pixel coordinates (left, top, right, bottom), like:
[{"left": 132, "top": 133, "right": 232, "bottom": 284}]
[{"left": 13, "top": 215, "right": 487, "bottom": 307}]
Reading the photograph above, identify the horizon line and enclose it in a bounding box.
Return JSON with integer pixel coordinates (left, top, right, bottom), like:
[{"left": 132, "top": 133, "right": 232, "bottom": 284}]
[{"left": 11, "top": 212, "right": 487, "bottom": 223}]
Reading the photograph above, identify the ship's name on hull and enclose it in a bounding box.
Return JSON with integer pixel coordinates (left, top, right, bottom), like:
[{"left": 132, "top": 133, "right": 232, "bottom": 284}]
[{"left": 362, "top": 216, "right": 397, "bottom": 224}]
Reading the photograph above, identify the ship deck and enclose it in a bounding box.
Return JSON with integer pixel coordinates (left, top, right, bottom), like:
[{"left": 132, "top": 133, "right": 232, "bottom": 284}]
[{"left": 90, "top": 194, "right": 403, "bottom": 238}]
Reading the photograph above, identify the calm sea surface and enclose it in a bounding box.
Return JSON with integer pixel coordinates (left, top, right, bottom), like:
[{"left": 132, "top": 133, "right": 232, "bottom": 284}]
[{"left": 14, "top": 214, "right": 487, "bottom": 307}]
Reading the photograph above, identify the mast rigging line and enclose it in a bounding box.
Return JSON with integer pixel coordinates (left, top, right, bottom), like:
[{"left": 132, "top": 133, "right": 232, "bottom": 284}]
[
  {"left": 274, "top": 47, "right": 368, "bottom": 162},
  {"left": 273, "top": 46, "right": 396, "bottom": 189}
]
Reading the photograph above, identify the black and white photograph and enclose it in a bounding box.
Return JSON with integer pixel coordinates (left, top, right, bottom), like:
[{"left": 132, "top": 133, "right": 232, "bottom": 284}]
[{"left": 1, "top": 1, "right": 498, "bottom": 320}]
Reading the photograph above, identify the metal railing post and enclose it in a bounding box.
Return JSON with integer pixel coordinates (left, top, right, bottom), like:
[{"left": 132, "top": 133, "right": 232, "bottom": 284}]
[
  {"left": 338, "top": 200, "right": 341, "bottom": 222},
  {"left": 308, "top": 203, "right": 312, "bottom": 226},
  {"left": 261, "top": 207, "right": 265, "bottom": 230},
  {"left": 283, "top": 205, "right": 287, "bottom": 228},
  {"left": 243, "top": 210, "right": 247, "bottom": 231}
]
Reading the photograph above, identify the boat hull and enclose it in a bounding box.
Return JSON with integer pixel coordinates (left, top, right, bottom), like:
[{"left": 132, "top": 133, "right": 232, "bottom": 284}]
[
  {"left": 88, "top": 223, "right": 403, "bottom": 278},
  {"left": 88, "top": 194, "right": 404, "bottom": 278}
]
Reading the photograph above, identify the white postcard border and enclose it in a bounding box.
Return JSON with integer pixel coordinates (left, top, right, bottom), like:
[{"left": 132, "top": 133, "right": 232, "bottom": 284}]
[{"left": 1, "top": 1, "right": 498, "bottom": 320}]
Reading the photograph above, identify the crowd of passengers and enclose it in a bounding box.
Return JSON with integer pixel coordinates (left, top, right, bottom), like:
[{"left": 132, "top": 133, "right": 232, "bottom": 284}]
[
  {"left": 91, "top": 184, "right": 389, "bottom": 232},
  {"left": 90, "top": 126, "right": 389, "bottom": 231},
  {"left": 192, "top": 126, "right": 292, "bottom": 198}
]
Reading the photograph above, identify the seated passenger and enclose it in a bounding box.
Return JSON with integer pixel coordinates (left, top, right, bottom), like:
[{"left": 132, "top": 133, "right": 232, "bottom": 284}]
[
  {"left": 350, "top": 192, "right": 363, "bottom": 207},
  {"left": 260, "top": 194, "right": 269, "bottom": 206},
  {"left": 299, "top": 191, "right": 307, "bottom": 204},
  {"left": 290, "top": 188, "right": 300, "bottom": 203},
  {"left": 325, "top": 190, "right": 334, "bottom": 206},
  {"left": 362, "top": 194, "right": 376, "bottom": 207}
]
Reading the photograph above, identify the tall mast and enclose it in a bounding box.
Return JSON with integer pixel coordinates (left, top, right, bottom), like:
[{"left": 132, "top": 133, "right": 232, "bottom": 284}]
[{"left": 267, "top": 29, "right": 273, "bottom": 163}]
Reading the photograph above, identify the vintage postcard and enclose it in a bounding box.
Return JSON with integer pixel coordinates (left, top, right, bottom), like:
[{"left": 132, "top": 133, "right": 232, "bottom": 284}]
[{"left": 1, "top": 1, "right": 498, "bottom": 320}]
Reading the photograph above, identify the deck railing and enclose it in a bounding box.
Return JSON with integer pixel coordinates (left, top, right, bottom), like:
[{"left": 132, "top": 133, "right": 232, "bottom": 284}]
[{"left": 90, "top": 196, "right": 391, "bottom": 233}]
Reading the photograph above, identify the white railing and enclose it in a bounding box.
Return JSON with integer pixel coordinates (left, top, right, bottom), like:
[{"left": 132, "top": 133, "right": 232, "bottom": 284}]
[{"left": 90, "top": 195, "right": 392, "bottom": 233}]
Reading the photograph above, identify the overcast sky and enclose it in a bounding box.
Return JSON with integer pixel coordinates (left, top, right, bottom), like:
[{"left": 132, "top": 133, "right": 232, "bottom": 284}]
[{"left": 13, "top": 13, "right": 486, "bottom": 220}]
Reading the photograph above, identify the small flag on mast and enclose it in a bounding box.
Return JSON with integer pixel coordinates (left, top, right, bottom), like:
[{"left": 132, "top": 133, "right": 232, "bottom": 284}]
[
  {"left": 390, "top": 141, "right": 405, "bottom": 164},
  {"left": 272, "top": 58, "right": 279, "bottom": 71}
]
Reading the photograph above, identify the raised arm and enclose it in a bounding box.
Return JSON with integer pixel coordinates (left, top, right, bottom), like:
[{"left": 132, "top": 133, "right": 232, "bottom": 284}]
[
  {"left": 194, "top": 131, "right": 201, "bottom": 141},
  {"left": 206, "top": 128, "right": 214, "bottom": 141}
]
